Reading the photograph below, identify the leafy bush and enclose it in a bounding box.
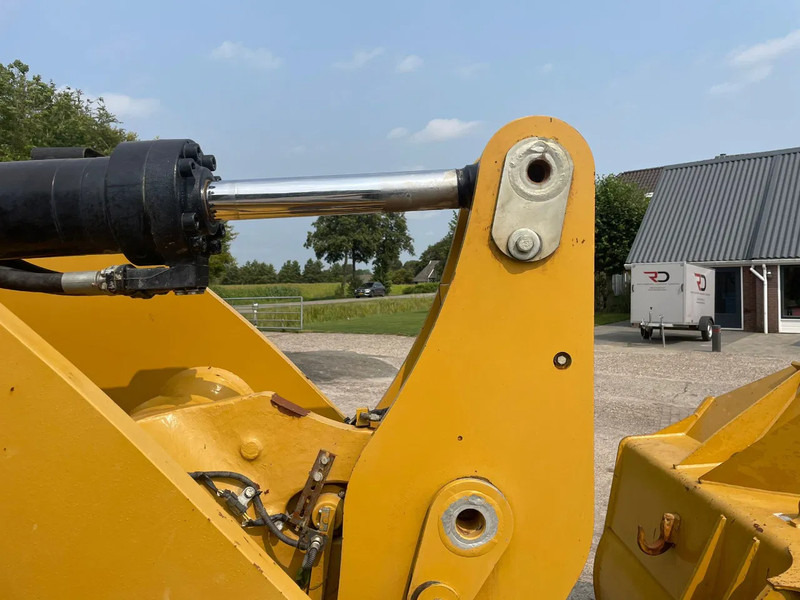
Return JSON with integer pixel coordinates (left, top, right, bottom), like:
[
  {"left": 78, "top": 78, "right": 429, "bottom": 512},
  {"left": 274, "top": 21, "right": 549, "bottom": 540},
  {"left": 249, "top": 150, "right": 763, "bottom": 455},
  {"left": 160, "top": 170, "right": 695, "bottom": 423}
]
[{"left": 401, "top": 282, "right": 439, "bottom": 294}]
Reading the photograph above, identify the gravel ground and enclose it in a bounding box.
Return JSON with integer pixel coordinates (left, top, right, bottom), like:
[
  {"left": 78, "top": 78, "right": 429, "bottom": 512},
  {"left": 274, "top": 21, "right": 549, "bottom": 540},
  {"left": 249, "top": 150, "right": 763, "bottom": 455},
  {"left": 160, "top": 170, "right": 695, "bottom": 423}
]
[{"left": 267, "top": 331, "right": 796, "bottom": 598}]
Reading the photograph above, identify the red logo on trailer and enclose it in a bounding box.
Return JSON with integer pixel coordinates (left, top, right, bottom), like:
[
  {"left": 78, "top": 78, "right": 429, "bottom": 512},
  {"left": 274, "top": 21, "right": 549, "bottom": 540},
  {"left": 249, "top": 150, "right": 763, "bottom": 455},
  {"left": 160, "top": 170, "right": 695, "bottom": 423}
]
[
  {"left": 695, "top": 273, "right": 707, "bottom": 291},
  {"left": 644, "top": 271, "right": 670, "bottom": 283}
]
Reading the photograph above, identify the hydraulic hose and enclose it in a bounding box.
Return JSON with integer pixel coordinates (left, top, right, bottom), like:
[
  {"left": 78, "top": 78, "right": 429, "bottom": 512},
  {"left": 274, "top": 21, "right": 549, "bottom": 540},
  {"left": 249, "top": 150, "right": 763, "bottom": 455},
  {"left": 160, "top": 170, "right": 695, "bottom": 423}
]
[
  {"left": 0, "top": 263, "right": 65, "bottom": 294},
  {"left": 188, "top": 470, "right": 302, "bottom": 548}
]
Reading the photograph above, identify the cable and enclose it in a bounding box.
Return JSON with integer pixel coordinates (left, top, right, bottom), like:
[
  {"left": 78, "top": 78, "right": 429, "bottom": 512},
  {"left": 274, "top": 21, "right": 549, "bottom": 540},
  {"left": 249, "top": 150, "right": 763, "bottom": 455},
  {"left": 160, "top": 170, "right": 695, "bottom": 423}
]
[{"left": 189, "top": 470, "right": 301, "bottom": 548}]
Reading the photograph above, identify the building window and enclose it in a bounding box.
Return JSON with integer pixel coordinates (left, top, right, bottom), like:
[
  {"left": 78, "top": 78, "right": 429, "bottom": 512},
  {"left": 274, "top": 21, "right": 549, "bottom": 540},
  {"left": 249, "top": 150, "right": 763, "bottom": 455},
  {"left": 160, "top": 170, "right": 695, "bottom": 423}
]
[{"left": 781, "top": 266, "right": 800, "bottom": 318}]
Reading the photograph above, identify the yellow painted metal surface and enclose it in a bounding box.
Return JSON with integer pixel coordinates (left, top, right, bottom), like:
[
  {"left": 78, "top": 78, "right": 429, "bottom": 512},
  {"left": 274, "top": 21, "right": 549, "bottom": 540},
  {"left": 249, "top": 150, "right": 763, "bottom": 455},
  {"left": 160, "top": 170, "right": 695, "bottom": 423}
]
[
  {"left": 595, "top": 364, "right": 800, "bottom": 599},
  {"left": 0, "top": 255, "right": 340, "bottom": 419},
  {"left": 0, "top": 302, "right": 307, "bottom": 599},
  {"left": 407, "top": 478, "right": 514, "bottom": 600},
  {"left": 1, "top": 117, "right": 595, "bottom": 599},
  {"left": 340, "top": 116, "right": 596, "bottom": 598},
  {"left": 135, "top": 390, "right": 371, "bottom": 598}
]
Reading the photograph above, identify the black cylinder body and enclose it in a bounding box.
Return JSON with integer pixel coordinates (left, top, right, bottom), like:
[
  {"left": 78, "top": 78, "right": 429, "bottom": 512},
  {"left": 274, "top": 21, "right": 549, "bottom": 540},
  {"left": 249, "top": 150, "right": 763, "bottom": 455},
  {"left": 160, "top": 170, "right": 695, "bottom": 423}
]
[{"left": 0, "top": 139, "right": 222, "bottom": 265}]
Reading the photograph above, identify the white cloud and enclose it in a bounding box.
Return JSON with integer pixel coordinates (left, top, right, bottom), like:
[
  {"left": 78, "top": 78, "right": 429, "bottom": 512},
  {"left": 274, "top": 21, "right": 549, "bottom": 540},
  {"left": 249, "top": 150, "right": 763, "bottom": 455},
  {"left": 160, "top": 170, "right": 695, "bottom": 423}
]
[
  {"left": 396, "top": 55, "right": 423, "bottom": 73},
  {"left": 411, "top": 118, "right": 480, "bottom": 143},
  {"left": 730, "top": 29, "right": 800, "bottom": 68},
  {"left": 456, "top": 62, "right": 487, "bottom": 78},
  {"left": 333, "top": 47, "right": 384, "bottom": 70},
  {"left": 709, "top": 64, "right": 772, "bottom": 94},
  {"left": 387, "top": 127, "right": 409, "bottom": 139},
  {"left": 710, "top": 28, "right": 800, "bottom": 94},
  {"left": 539, "top": 63, "right": 553, "bottom": 74},
  {"left": 100, "top": 93, "right": 160, "bottom": 118},
  {"left": 211, "top": 41, "right": 283, "bottom": 70}
]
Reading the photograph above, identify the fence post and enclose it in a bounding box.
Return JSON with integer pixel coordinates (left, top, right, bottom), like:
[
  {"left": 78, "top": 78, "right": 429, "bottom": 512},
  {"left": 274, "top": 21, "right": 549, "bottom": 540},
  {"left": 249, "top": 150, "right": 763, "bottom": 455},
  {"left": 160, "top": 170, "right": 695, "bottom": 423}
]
[{"left": 300, "top": 297, "right": 304, "bottom": 331}]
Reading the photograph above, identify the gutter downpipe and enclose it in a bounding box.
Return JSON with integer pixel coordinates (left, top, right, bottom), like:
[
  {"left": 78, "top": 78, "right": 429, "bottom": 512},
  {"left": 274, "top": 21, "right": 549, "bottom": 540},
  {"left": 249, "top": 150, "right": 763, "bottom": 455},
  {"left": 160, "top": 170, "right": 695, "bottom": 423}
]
[{"left": 749, "top": 264, "right": 768, "bottom": 334}]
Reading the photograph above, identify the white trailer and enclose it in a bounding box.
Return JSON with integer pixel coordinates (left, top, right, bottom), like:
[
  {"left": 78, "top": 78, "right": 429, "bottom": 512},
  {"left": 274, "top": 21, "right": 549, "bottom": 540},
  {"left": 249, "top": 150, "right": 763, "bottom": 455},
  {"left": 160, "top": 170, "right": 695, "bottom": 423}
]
[{"left": 630, "top": 262, "right": 715, "bottom": 340}]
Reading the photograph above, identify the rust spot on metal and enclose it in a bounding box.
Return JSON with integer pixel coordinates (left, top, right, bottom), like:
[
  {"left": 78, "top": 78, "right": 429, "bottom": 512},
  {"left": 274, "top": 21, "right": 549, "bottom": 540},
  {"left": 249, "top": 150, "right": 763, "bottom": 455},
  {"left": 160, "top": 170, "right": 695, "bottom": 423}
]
[
  {"left": 637, "top": 513, "right": 680, "bottom": 556},
  {"left": 754, "top": 523, "right": 764, "bottom": 533},
  {"left": 271, "top": 394, "right": 310, "bottom": 417}
]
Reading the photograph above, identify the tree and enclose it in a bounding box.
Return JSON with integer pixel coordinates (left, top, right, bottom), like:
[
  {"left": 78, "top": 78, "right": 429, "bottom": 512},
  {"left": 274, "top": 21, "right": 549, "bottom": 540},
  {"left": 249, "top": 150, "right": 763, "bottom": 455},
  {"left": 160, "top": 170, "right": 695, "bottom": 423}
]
[
  {"left": 0, "top": 60, "right": 136, "bottom": 162},
  {"left": 595, "top": 175, "right": 649, "bottom": 275},
  {"left": 236, "top": 260, "right": 276, "bottom": 284},
  {"left": 302, "top": 259, "right": 325, "bottom": 283},
  {"left": 326, "top": 262, "right": 344, "bottom": 283},
  {"left": 277, "top": 260, "right": 302, "bottom": 283},
  {"left": 304, "top": 215, "right": 381, "bottom": 287},
  {"left": 403, "top": 259, "right": 421, "bottom": 277},
  {"left": 372, "top": 214, "right": 414, "bottom": 293},
  {"left": 416, "top": 211, "right": 459, "bottom": 281},
  {"left": 209, "top": 224, "right": 238, "bottom": 284},
  {"left": 388, "top": 267, "right": 412, "bottom": 284}
]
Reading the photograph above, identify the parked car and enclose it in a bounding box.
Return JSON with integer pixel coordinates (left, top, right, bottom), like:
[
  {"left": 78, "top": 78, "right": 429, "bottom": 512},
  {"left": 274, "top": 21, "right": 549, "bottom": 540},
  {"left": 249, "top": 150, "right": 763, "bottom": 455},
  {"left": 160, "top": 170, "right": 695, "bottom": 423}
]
[{"left": 354, "top": 281, "right": 386, "bottom": 297}]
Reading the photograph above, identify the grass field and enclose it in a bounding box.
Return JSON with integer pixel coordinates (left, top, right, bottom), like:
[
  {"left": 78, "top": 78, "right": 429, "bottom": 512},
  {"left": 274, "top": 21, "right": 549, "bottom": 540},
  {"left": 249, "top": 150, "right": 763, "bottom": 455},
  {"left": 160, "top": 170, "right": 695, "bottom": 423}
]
[
  {"left": 212, "top": 282, "right": 414, "bottom": 301},
  {"left": 308, "top": 311, "right": 629, "bottom": 335},
  {"left": 595, "top": 313, "right": 628, "bottom": 325},
  {"left": 304, "top": 296, "right": 433, "bottom": 324},
  {"left": 306, "top": 309, "right": 429, "bottom": 336}
]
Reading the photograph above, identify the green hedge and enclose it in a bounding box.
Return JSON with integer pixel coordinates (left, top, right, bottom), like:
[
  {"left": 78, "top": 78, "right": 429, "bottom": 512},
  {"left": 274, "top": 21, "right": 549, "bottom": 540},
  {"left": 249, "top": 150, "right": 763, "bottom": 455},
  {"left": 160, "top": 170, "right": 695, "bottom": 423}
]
[{"left": 401, "top": 282, "right": 439, "bottom": 294}]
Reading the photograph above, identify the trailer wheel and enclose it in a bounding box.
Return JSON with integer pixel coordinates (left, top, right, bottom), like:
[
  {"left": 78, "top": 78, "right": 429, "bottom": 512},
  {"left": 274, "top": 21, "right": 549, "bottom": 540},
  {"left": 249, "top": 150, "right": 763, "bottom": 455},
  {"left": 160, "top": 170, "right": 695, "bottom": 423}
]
[
  {"left": 640, "top": 326, "right": 651, "bottom": 340},
  {"left": 699, "top": 316, "right": 713, "bottom": 341}
]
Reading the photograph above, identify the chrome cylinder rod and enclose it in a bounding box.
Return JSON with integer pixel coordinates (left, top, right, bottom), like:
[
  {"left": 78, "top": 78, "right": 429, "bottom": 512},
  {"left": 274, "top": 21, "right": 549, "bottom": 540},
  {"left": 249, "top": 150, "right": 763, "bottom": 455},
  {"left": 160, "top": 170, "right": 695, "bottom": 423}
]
[{"left": 204, "top": 166, "right": 476, "bottom": 221}]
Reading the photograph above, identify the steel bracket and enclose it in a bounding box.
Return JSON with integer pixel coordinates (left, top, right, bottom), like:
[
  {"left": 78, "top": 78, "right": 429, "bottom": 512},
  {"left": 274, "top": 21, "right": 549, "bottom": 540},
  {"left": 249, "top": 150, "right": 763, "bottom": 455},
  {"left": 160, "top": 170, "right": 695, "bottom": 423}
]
[
  {"left": 406, "top": 478, "right": 514, "bottom": 600},
  {"left": 491, "top": 137, "right": 574, "bottom": 262}
]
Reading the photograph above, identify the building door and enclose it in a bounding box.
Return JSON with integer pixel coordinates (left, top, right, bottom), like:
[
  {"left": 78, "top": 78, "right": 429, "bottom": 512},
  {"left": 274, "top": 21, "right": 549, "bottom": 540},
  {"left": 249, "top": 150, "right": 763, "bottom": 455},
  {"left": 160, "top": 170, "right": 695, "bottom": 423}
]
[
  {"left": 780, "top": 265, "right": 800, "bottom": 333},
  {"left": 714, "top": 267, "right": 742, "bottom": 329}
]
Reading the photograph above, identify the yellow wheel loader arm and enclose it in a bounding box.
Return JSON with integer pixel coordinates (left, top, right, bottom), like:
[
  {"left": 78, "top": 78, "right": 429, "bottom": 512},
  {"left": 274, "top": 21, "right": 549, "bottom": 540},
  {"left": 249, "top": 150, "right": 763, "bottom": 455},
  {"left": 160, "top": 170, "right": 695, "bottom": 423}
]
[
  {"left": 1, "top": 116, "right": 797, "bottom": 600},
  {"left": 0, "top": 116, "right": 593, "bottom": 599}
]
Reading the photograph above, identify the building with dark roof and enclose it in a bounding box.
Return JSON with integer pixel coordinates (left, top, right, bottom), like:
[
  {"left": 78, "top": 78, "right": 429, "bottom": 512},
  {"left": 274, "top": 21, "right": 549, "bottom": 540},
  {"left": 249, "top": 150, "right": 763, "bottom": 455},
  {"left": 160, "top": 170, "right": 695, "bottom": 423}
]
[
  {"left": 617, "top": 167, "right": 664, "bottom": 197},
  {"left": 626, "top": 146, "right": 800, "bottom": 333},
  {"left": 412, "top": 260, "right": 440, "bottom": 283}
]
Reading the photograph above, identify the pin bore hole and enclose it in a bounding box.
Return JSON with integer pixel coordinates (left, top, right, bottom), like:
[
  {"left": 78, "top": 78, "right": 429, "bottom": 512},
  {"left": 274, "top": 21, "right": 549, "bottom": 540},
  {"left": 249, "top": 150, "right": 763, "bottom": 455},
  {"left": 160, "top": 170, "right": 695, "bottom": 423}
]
[
  {"left": 526, "top": 159, "right": 551, "bottom": 184},
  {"left": 455, "top": 508, "right": 486, "bottom": 540}
]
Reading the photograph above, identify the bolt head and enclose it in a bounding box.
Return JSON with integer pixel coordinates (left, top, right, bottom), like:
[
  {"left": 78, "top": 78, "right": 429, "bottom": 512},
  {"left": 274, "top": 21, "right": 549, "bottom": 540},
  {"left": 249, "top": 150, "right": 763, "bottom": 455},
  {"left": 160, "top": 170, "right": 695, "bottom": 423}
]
[
  {"left": 240, "top": 439, "right": 263, "bottom": 461},
  {"left": 320, "top": 455, "right": 330, "bottom": 466},
  {"left": 244, "top": 486, "right": 256, "bottom": 498},
  {"left": 515, "top": 235, "right": 535, "bottom": 253},
  {"left": 507, "top": 228, "right": 542, "bottom": 261},
  {"left": 313, "top": 471, "right": 324, "bottom": 482}
]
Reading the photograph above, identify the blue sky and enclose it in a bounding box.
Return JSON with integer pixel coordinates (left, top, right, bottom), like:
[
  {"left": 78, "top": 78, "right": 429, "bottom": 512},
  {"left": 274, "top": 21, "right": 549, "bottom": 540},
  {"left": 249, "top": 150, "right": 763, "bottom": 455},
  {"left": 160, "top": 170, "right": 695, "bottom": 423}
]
[{"left": 2, "top": 0, "right": 800, "bottom": 268}]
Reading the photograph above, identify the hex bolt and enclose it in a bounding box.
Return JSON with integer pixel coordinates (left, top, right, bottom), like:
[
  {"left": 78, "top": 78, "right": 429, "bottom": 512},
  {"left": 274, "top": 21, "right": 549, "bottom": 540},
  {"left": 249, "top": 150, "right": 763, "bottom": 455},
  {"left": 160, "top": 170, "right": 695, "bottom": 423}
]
[
  {"left": 313, "top": 471, "right": 324, "bottom": 483},
  {"left": 516, "top": 236, "right": 535, "bottom": 253},
  {"left": 243, "top": 486, "right": 256, "bottom": 499},
  {"left": 507, "top": 228, "right": 542, "bottom": 261},
  {"left": 319, "top": 455, "right": 330, "bottom": 466}
]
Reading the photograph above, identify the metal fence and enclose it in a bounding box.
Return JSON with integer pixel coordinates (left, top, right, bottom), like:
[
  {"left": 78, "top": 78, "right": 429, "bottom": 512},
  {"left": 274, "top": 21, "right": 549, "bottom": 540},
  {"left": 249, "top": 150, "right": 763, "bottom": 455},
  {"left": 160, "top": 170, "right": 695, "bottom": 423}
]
[{"left": 225, "top": 296, "right": 304, "bottom": 331}]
